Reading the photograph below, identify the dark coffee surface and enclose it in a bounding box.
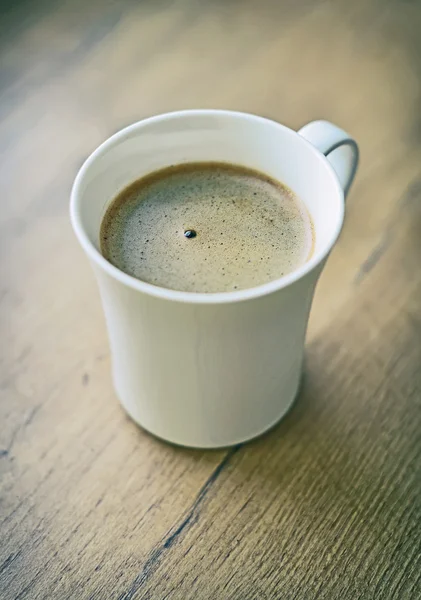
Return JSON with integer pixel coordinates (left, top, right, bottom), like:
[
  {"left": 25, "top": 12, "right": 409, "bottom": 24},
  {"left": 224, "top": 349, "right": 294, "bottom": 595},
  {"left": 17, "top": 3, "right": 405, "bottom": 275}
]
[{"left": 100, "top": 162, "right": 314, "bottom": 293}]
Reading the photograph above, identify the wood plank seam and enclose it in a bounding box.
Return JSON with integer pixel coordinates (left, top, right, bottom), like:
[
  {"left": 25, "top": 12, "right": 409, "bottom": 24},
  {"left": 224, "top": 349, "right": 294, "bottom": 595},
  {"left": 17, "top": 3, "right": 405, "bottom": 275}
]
[{"left": 117, "top": 445, "right": 242, "bottom": 600}]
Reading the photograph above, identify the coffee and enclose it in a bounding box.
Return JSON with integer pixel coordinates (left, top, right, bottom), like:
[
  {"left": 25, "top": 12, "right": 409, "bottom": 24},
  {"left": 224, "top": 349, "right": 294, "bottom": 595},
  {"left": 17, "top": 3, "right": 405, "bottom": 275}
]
[{"left": 100, "top": 162, "right": 314, "bottom": 293}]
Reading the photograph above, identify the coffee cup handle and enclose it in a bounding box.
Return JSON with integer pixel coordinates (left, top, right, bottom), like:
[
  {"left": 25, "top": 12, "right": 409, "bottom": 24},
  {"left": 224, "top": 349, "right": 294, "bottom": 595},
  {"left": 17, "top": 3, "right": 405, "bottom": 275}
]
[{"left": 298, "top": 120, "right": 359, "bottom": 198}]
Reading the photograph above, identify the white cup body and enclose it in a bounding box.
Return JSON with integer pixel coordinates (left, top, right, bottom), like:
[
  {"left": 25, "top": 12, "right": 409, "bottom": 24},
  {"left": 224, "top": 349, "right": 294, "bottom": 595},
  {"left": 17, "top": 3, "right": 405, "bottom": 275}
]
[{"left": 71, "top": 110, "right": 354, "bottom": 448}]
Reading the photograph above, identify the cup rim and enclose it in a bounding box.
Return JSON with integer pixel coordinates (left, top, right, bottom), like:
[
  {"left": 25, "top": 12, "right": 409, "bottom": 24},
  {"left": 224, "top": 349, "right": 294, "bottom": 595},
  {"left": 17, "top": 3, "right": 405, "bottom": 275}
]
[{"left": 70, "top": 109, "right": 345, "bottom": 305}]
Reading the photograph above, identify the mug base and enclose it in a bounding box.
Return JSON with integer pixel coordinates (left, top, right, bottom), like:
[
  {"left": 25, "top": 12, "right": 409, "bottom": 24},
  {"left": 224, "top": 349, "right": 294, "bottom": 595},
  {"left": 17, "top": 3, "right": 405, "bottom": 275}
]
[{"left": 116, "top": 389, "right": 299, "bottom": 449}]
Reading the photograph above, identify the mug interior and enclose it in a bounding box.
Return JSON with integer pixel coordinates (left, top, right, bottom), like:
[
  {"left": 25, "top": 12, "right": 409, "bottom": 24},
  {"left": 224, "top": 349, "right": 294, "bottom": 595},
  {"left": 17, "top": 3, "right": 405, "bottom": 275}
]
[{"left": 71, "top": 110, "right": 344, "bottom": 303}]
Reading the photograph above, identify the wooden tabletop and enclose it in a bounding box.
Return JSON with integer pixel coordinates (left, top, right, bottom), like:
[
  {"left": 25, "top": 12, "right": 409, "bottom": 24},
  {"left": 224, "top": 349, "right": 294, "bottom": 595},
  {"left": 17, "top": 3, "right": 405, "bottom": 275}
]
[{"left": 1, "top": 1, "right": 420, "bottom": 598}]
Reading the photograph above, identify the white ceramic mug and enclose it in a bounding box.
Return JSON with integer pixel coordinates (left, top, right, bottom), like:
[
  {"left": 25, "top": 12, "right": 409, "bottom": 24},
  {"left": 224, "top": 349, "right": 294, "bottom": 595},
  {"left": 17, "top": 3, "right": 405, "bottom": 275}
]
[{"left": 70, "top": 110, "right": 358, "bottom": 448}]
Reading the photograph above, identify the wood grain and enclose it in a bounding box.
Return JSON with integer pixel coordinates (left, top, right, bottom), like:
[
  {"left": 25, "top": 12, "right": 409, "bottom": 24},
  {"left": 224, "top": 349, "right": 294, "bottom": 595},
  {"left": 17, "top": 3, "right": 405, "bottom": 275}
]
[{"left": 1, "top": 0, "right": 420, "bottom": 598}]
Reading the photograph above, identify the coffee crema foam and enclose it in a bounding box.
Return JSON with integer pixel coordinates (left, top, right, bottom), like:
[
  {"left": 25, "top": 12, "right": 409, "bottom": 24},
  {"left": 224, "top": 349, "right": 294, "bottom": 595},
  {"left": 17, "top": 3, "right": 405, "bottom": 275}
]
[{"left": 100, "top": 162, "right": 314, "bottom": 293}]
